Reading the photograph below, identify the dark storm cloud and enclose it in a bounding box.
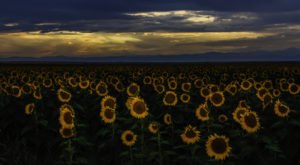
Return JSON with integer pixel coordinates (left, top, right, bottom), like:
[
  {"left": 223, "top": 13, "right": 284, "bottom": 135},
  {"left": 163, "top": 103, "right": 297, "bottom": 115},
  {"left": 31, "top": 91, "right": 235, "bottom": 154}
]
[{"left": 0, "top": 0, "right": 300, "bottom": 32}]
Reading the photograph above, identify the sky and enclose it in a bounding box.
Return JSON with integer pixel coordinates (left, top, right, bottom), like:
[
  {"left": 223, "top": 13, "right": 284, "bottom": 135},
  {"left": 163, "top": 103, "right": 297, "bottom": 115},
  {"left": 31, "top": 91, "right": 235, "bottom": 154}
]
[{"left": 0, "top": 0, "right": 300, "bottom": 57}]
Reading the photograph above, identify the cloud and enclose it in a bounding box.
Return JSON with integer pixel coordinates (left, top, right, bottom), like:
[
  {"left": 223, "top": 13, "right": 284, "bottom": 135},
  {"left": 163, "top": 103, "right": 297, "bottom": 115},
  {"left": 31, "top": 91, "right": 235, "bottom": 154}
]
[{"left": 0, "top": 30, "right": 276, "bottom": 57}]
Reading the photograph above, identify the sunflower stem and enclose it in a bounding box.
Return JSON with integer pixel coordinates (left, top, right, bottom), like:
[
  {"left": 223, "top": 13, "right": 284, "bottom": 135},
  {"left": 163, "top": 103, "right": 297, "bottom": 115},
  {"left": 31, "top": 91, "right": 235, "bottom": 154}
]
[
  {"left": 67, "top": 139, "right": 73, "bottom": 165},
  {"left": 112, "top": 123, "right": 115, "bottom": 138},
  {"left": 129, "top": 147, "right": 134, "bottom": 164},
  {"left": 157, "top": 132, "right": 163, "bottom": 165},
  {"left": 140, "top": 119, "right": 145, "bottom": 153}
]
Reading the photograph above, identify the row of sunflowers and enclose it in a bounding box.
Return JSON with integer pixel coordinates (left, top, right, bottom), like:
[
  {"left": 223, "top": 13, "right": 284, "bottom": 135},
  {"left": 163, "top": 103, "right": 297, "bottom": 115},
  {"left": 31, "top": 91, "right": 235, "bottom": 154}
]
[{"left": 0, "top": 64, "right": 300, "bottom": 165}]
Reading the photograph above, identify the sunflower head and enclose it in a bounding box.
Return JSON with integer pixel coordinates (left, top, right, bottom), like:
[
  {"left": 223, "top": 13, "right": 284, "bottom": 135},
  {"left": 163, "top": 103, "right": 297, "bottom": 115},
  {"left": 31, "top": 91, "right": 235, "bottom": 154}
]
[
  {"left": 180, "top": 125, "right": 201, "bottom": 144},
  {"left": 154, "top": 84, "right": 165, "bottom": 94},
  {"left": 59, "top": 104, "right": 75, "bottom": 128},
  {"left": 240, "top": 111, "right": 260, "bottom": 133},
  {"left": 121, "top": 130, "right": 137, "bottom": 147},
  {"left": 168, "top": 80, "right": 177, "bottom": 90},
  {"left": 200, "top": 86, "right": 211, "bottom": 99},
  {"left": 59, "top": 127, "right": 75, "bottom": 139},
  {"left": 148, "top": 122, "right": 159, "bottom": 134},
  {"left": 101, "top": 95, "right": 117, "bottom": 110},
  {"left": 195, "top": 103, "right": 209, "bottom": 122},
  {"left": 127, "top": 83, "right": 140, "bottom": 97},
  {"left": 218, "top": 114, "right": 228, "bottom": 123},
  {"left": 288, "top": 83, "right": 299, "bottom": 95},
  {"left": 57, "top": 88, "right": 72, "bottom": 103},
  {"left": 129, "top": 97, "right": 149, "bottom": 119},
  {"left": 163, "top": 113, "right": 172, "bottom": 125},
  {"left": 240, "top": 80, "right": 252, "bottom": 91},
  {"left": 100, "top": 107, "right": 116, "bottom": 124},
  {"left": 180, "top": 93, "right": 191, "bottom": 104},
  {"left": 96, "top": 81, "right": 108, "bottom": 96},
  {"left": 274, "top": 100, "right": 290, "bottom": 117},
  {"left": 25, "top": 103, "right": 35, "bottom": 115},
  {"left": 163, "top": 91, "right": 178, "bottom": 106},
  {"left": 206, "top": 134, "right": 231, "bottom": 160},
  {"left": 232, "top": 107, "right": 249, "bottom": 123},
  {"left": 209, "top": 92, "right": 225, "bottom": 107},
  {"left": 143, "top": 76, "right": 152, "bottom": 85},
  {"left": 181, "top": 82, "right": 191, "bottom": 92}
]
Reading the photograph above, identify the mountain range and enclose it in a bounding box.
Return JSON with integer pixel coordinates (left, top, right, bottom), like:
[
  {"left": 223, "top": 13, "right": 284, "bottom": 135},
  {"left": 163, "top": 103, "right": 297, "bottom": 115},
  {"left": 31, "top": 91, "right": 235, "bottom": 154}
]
[{"left": 1, "top": 48, "right": 300, "bottom": 63}]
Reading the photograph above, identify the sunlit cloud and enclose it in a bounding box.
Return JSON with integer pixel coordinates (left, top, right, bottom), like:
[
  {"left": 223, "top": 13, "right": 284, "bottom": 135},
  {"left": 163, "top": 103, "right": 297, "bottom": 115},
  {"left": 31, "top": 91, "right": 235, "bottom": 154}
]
[
  {"left": 3, "top": 23, "right": 19, "bottom": 27},
  {"left": 35, "top": 22, "right": 61, "bottom": 26},
  {"left": 0, "top": 30, "right": 276, "bottom": 57}
]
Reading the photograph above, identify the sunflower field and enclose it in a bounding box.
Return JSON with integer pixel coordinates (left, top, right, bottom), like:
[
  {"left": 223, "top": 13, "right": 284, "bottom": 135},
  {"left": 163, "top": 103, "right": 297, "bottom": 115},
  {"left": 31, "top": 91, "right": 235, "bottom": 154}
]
[{"left": 0, "top": 63, "right": 300, "bottom": 165}]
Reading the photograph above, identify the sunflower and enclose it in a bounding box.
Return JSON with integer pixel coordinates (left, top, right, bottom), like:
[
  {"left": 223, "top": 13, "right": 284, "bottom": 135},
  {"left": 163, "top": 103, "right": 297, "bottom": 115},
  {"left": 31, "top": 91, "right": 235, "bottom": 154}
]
[
  {"left": 263, "top": 80, "right": 273, "bottom": 90},
  {"left": 143, "top": 76, "right": 152, "bottom": 85},
  {"left": 79, "top": 80, "right": 90, "bottom": 89},
  {"left": 57, "top": 88, "right": 72, "bottom": 103},
  {"left": 209, "top": 92, "right": 225, "bottom": 107},
  {"left": 21, "top": 84, "right": 32, "bottom": 94},
  {"left": 274, "top": 100, "right": 290, "bottom": 117},
  {"left": 33, "top": 88, "right": 42, "bottom": 100},
  {"left": 206, "top": 134, "right": 231, "bottom": 160},
  {"left": 100, "top": 107, "right": 116, "bottom": 124},
  {"left": 148, "top": 122, "right": 159, "bottom": 134},
  {"left": 101, "top": 95, "right": 117, "bottom": 110},
  {"left": 59, "top": 104, "right": 75, "bottom": 128},
  {"left": 43, "top": 78, "right": 53, "bottom": 88},
  {"left": 240, "top": 80, "right": 252, "bottom": 91},
  {"left": 200, "top": 86, "right": 211, "bottom": 99},
  {"left": 11, "top": 85, "right": 22, "bottom": 98},
  {"left": 194, "top": 79, "right": 203, "bottom": 88},
  {"left": 114, "top": 82, "right": 125, "bottom": 92},
  {"left": 288, "top": 83, "right": 299, "bottom": 95},
  {"left": 129, "top": 97, "right": 149, "bottom": 119},
  {"left": 232, "top": 107, "right": 249, "bottom": 123},
  {"left": 180, "top": 125, "right": 201, "bottom": 144},
  {"left": 127, "top": 83, "right": 140, "bottom": 97},
  {"left": 181, "top": 82, "right": 191, "bottom": 92},
  {"left": 218, "top": 114, "right": 228, "bottom": 123},
  {"left": 154, "top": 84, "right": 165, "bottom": 94},
  {"left": 163, "top": 91, "right": 178, "bottom": 106},
  {"left": 96, "top": 81, "right": 108, "bottom": 96},
  {"left": 238, "top": 100, "right": 250, "bottom": 109},
  {"left": 59, "top": 127, "right": 75, "bottom": 139},
  {"left": 195, "top": 103, "right": 209, "bottom": 122},
  {"left": 163, "top": 113, "right": 172, "bottom": 125},
  {"left": 280, "top": 81, "right": 289, "bottom": 92},
  {"left": 25, "top": 103, "right": 35, "bottom": 115},
  {"left": 225, "top": 84, "right": 237, "bottom": 96},
  {"left": 272, "top": 89, "right": 281, "bottom": 97},
  {"left": 209, "top": 84, "right": 219, "bottom": 93},
  {"left": 121, "top": 130, "right": 137, "bottom": 147},
  {"left": 262, "top": 93, "right": 273, "bottom": 109},
  {"left": 256, "top": 87, "right": 268, "bottom": 101},
  {"left": 168, "top": 80, "right": 177, "bottom": 90},
  {"left": 68, "top": 77, "right": 78, "bottom": 88},
  {"left": 180, "top": 93, "right": 191, "bottom": 103},
  {"left": 240, "top": 111, "right": 260, "bottom": 133}
]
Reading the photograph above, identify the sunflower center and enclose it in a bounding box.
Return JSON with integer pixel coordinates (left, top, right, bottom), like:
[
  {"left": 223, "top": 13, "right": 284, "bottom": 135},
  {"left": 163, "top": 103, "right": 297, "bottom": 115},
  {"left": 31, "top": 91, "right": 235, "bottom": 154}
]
[
  {"left": 211, "top": 138, "right": 227, "bottom": 154},
  {"left": 133, "top": 101, "right": 146, "bottom": 114},
  {"left": 290, "top": 85, "right": 298, "bottom": 92},
  {"left": 63, "top": 111, "right": 74, "bottom": 124},
  {"left": 165, "top": 93, "right": 176, "bottom": 103},
  {"left": 244, "top": 114, "right": 257, "bottom": 128},
  {"left": 185, "top": 130, "right": 196, "bottom": 138},
  {"left": 104, "top": 99, "right": 115, "bottom": 109},
  {"left": 200, "top": 108, "right": 208, "bottom": 117},
  {"left": 98, "top": 86, "right": 107, "bottom": 94},
  {"left": 104, "top": 108, "right": 114, "bottom": 119},
  {"left": 202, "top": 88, "right": 210, "bottom": 96},
  {"left": 62, "top": 128, "right": 73, "bottom": 136},
  {"left": 243, "top": 82, "right": 250, "bottom": 88},
  {"left": 212, "top": 93, "right": 222, "bottom": 104},
  {"left": 125, "top": 134, "right": 134, "bottom": 142},
  {"left": 129, "top": 85, "right": 138, "bottom": 94},
  {"left": 278, "top": 105, "right": 288, "bottom": 114},
  {"left": 60, "top": 91, "right": 70, "bottom": 100}
]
